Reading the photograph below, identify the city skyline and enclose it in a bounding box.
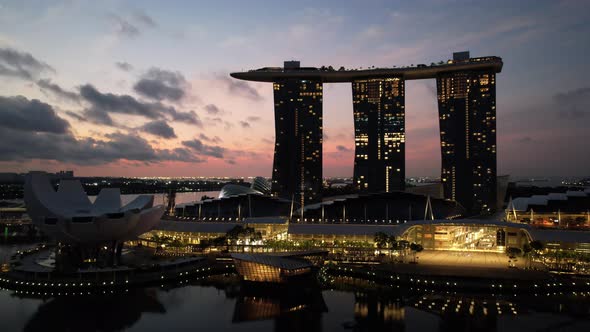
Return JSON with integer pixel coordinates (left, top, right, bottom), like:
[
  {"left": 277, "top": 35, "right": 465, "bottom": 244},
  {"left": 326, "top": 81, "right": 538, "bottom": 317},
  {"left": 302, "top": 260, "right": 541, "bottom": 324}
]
[{"left": 0, "top": 0, "right": 589, "bottom": 178}]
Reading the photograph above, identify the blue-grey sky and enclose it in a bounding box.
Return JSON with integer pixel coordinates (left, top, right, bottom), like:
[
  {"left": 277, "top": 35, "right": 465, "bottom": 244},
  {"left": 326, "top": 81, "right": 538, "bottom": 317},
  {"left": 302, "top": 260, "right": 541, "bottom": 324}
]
[{"left": 0, "top": 0, "right": 588, "bottom": 177}]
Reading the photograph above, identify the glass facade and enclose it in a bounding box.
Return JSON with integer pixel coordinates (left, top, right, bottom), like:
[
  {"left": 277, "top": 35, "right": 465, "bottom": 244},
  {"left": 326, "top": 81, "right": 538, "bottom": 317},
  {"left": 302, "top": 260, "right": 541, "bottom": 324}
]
[
  {"left": 272, "top": 79, "right": 323, "bottom": 206},
  {"left": 233, "top": 259, "right": 311, "bottom": 283},
  {"left": 352, "top": 78, "right": 405, "bottom": 193},
  {"left": 437, "top": 68, "right": 497, "bottom": 214}
]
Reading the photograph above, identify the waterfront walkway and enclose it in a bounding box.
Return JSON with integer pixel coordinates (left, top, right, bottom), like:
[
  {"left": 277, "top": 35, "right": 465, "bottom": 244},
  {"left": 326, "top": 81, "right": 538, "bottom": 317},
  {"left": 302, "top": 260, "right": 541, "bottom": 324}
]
[{"left": 378, "top": 250, "right": 548, "bottom": 281}]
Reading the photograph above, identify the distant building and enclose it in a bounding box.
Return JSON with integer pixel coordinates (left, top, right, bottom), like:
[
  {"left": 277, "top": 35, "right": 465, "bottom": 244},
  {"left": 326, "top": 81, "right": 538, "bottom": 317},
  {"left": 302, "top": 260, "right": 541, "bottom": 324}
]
[
  {"left": 506, "top": 189, "right": 590, "bottom": 229},
  {"left": 0, "top": 173, "right": 23, "bottom": 183},
  {"left": 352, "top": 77, "right": 405, "bottom": 192}
]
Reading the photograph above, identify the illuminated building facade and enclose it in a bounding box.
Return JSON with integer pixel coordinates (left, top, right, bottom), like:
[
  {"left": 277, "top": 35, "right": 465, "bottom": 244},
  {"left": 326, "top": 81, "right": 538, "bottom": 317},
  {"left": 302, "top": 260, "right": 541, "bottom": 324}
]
[
  {"left": 437, "top": 52, "right": 498, "bottom": 214},
  {"left": 231, "top": 52, "right": 503, "bottom": 216},
  {"left": 272, "top": 69, "right": 323, "bottom": 206},
  {"left": 352, "top": 78, "right": 405, "bottom": 192}
]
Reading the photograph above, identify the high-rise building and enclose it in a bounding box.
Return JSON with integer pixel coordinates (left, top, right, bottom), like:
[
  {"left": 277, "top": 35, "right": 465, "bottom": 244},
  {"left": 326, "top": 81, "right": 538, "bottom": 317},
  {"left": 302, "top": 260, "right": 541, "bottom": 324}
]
[
  {"left": 231, "top": 52, "right": 502, "bottom": 217},
  {"left": 437, "top": 52, "right": 497, "bottom": 214},
  {"left": 352, "top": 78, "right": 405, "bottom": 193},
  {"left": 271, "top": 76, "right": 323, "bottom": 206}
]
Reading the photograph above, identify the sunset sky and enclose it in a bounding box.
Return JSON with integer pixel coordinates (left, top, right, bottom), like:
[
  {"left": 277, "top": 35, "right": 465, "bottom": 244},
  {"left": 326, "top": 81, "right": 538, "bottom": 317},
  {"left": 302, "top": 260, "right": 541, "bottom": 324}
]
[{"left": 0, "top": 0, "right": 589, "bottom": 178}]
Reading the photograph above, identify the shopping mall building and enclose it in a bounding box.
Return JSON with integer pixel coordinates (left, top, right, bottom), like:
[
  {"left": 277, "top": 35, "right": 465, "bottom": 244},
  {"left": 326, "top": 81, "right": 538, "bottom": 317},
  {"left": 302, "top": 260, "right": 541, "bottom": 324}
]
[{"left": 143, "top": 218, "right": 590, "bottom": 254}]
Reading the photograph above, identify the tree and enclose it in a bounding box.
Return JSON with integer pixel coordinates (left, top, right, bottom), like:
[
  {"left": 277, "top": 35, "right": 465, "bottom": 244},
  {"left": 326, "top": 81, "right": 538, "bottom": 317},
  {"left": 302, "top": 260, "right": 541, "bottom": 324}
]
[
  {"left": 150, "top": 234, "right": 172, "bottom": 253},
  {"left": 522, "top": 243, "right": 532, "bottom": 268},
  {"left": 374, "top": 232, "right": 389, "bottom": 250},
  {"left": 530, "top": 240, "right": 544, "bottom": 252},
  {"left": 397, "top": 240, "right": 410, "bottom": 263},
  {"left": 506, "top": 247, "right": 522, "bottom": 267},
  {"left": 410, "top": 243, "right": 423, "bottom": 263},
  {"left": 506, "top": 247, "right": 522, "bottom": 258}
]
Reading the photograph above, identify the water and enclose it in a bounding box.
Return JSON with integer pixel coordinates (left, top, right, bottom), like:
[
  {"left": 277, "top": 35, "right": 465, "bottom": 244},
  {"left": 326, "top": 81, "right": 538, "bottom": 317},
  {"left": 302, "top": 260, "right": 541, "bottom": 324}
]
[{"left": 1, "top": 270, "right": 589, "bottom": 331}]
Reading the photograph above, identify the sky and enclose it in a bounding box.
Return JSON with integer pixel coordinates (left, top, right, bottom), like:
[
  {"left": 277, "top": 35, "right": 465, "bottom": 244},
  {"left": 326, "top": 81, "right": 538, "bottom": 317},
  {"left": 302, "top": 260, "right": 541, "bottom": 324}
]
[{"left": 0, "top": 0, "right": 589, "bottom": 178}]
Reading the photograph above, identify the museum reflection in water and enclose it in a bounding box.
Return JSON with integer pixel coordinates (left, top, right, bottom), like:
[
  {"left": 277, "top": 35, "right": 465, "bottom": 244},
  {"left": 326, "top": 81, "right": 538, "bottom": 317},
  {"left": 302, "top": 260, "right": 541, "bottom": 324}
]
[{"left": 22, "top": 289, "right": 165, "bottom": 332}]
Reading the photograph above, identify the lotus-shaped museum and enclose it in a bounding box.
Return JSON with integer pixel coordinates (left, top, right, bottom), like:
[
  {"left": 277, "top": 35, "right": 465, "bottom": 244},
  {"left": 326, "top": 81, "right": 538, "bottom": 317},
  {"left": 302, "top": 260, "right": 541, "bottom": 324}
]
[{"left": 24, "top": 172, "right": 165, "bottom": 244}]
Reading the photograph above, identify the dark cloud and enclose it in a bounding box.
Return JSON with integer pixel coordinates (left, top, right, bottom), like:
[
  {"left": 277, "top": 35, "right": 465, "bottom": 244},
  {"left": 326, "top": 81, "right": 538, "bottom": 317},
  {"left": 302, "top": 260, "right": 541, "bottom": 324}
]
[
  {"left": 78, "top": 84, "right": 200, "bottom": 125},
  {"left": 0, "top": 104, "right": 198, "bottom": 165},
  {"left": 204, "top": 104, "right": 222, "bottom": 115},
  {"left": 239, "top": 121, "right": 251, "bottom": 128},
  {"left": 336, "top": 145, "right": 351, "bottom": 152},
  {"left": 64, "top": 111, "right": 86, "bottom": 122},
  {"left": 80, "top": 84, "right": 160, "bottom": 118},
  {"left": 226, "top": 159, "right": 236, "bottom": 165},
  {"left": 110, "top": 14, "right": 140, "bottom": 38},
  {"left": 553, "top": 87, "right": 590, "bottom": 119},
  {"left": 133, "top": 67, "right": 188, "bottom": 102},
  {"left": 0, "top": 47, "right": 54, "bottom": 80},
  {"left": 37, "top": 79, "right": 80, "bottom": 102},
  {"left": 169, "top": 109, "right": 202, "bottom": 126},
  {"left": 182, "top": 138, "right": 225, "bottom": 158},
  {"left": 133, "top": 11, "right": 157, "bottom": 28},
  {"left": 247, "top": 116, "right": 261, "bottom": 122},
  {"left": 83, "top": 107, "right": 115, "bottom": 126},
  {"left": 199, "top": 133, "right": 222, "bottom": 143},
  {"left": 0, "top": 129, "right": 200, "bottom": 164},
  {"left": 115, "top": 61, "right": 133, "bottom": 71},
  {"left": 0, "top": 96, "right": 70, "bottom": 134},
  {"left": 140, "top": 120, "right": 177, "bottom": 139},
  {"left": 219, "top": 76, "right": 262, "bottom": 101}
]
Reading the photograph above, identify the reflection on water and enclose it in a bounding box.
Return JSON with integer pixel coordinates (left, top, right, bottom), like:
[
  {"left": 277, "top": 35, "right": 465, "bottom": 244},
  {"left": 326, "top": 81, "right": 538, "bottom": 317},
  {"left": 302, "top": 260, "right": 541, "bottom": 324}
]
[
  {"left": 22, "top": 289, "right": 165, "bottom": 332},
  {"left": 233, "top": 285, "right": 327, "bottom": 332},
  {"left": 1, "top": 271, "right": 589, "bottom": 331}
]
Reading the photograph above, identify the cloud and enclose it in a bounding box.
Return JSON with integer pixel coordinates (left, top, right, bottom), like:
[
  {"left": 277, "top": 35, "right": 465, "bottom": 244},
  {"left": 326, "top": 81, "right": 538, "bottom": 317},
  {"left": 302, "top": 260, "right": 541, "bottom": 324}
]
[
  {"left": 140, "top": 120, "right": 177, "bottom": 139},
  {"left": 36, "top": 79, "right": 80, "bottom": 102},
  {"left": 64, "top": 111, "right": 85, "bottom": 122},
  {"left": 0, "top": 129, "right": 200, "bottom": 164},
  {"left": 115, "top": 61, "right": 133, "bottom": 71},
  {"left": 0, "top": 47, "right": 54, "bottom": 80},
  {"left": 169, "top": 109, "right": 202, "bottom": 126},
  {"left": 133, "top": 67, "right": 189, "bottom": 102},
  {"left": 199, "top": 133, "right": 222, "bottom": 143},
  {"left": 78, "top": 84, "right": 200, "bottom": 125},
  {"left": 0, "top": 96, "right": 70, "bottom": 133},
  {"left": 336, "top": 145, "right": 351, "bottom": 152},
  {"left": 239, "top": 121, "right": 250, "bottom": 128},
  {"left": 0, "top": 98, "right": 198, "bottom": 164},
  {"left": 226, "top": 159, "right": 236, "bottom": 165},
  {"left": 110, "top": 14, "right": 140, "bottom": 38},
  {"left": 81, "top": 84, "right": 160, "bottom": 118},
  {"left": 83, "top": 107, "right": 115, "bottom": 126},
  {"left": 553, "top": 87, "right": 590, "bottom": 119},
  {"left": 246, "top": 116, "right": 261, "bottom": 122},
  {"left": 181, "top": 138, "right": 225, "bottom": 158},
  {"left": 218, "top": 76, "right": 262, "bottom": 101},
  {"left": 204, "top": 104, "right": 222, "bottom": 115},
  {"left": 133, "top": 11, "right": 157, "bottom": 28}
]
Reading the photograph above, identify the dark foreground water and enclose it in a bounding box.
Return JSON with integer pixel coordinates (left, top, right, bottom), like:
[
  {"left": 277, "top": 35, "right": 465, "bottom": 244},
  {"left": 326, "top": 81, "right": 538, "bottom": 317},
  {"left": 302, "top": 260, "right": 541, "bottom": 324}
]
[
  {"left": 1, "top": 242, "right": 589, "bottom": 332},
  {"left": 2, "top": 277, "right": 590, "bottom": 332}
]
